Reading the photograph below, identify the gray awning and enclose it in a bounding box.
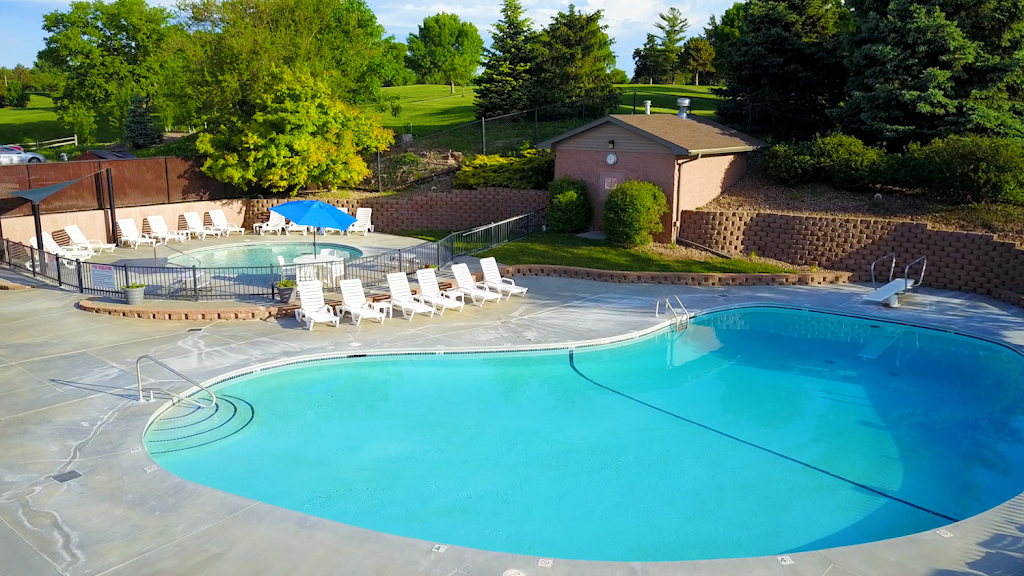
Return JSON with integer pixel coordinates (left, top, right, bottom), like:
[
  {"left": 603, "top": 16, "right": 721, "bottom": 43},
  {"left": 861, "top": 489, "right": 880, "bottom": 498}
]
[{"left": 8, "top": 173, "right": 97, "bottom": 204}]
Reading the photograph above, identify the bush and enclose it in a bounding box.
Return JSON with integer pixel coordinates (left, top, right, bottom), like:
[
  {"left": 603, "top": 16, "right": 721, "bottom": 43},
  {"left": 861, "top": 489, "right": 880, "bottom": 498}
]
[
  {"left": 898, "top": 136, "right": 1024, "bottom": 205},
  {"left": 547, "top": 177, "right": 592, "bottom": 233},
  {"left": 809, "top": 133, "right": 885, "bottom": 190},
  {"left": 0, "top": 81, "right": 29, "bottom": 108},
  {"left": 762, "top": 143, "right": 815, "bottom": 186},
  {"left": 603, "top": 180, "right": 668, "bottom": 247},
  {"left": 452, "top": 149, "right": 555, "bottom": 190}
]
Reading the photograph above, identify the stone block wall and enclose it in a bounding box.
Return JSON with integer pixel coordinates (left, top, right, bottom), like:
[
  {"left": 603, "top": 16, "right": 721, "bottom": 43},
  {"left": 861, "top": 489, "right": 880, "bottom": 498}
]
[
  {"left": 245, "top": 188, "right": 548, "bottom": 232},
  {"left": 678, "top": 210, "right": 1024, "bottom": 304}
]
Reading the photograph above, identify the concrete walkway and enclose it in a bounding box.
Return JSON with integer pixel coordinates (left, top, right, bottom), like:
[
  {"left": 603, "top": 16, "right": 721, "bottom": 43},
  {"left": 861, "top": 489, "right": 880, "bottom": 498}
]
[{"left": 0, "top": 275, "right": 1022, "bottom": 576}]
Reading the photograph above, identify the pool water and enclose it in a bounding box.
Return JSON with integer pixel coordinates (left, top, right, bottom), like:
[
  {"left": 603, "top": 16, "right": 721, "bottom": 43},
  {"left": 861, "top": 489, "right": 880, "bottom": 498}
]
[
  {"left": 146, "top": 307, "right": 1024, "bottom": 561},
  {"left": 165, "top": 242, "right": 362, "bottom": 267}
]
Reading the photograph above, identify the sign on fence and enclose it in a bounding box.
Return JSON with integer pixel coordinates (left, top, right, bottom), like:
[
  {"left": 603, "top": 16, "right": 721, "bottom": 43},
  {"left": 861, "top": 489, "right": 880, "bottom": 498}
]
[{"left": 90, "top": 264, "right": 118, "bottom": 290}]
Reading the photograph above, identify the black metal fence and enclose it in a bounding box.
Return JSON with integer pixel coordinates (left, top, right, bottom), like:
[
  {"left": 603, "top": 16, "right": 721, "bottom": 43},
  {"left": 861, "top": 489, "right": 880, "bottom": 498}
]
[{"left": 0, "top": 211, "right": 545, "bottom": 301}]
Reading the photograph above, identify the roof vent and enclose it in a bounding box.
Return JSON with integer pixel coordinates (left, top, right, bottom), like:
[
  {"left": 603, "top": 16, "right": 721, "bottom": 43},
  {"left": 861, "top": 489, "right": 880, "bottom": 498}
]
[
  {"left": 643, "top": 100, "right": 652, "bottom": 115},
  {"left": 677, "top": 98, "right": 691, "bottom": 119}
]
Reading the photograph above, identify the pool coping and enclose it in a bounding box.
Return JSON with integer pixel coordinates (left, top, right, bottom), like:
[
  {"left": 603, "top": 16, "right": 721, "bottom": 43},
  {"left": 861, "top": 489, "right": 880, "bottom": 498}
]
[{"left": 139, "top": 301, "right": 1024, "bottom": 570}]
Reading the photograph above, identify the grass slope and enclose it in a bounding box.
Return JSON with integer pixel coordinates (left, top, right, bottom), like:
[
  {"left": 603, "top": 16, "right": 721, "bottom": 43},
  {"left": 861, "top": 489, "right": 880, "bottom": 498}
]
[
  {"left": 478, "top": 233, "right": 791, "bottom": 274},
  {"left": 0, "top": 94, "right": 119, "bottom": 145}
]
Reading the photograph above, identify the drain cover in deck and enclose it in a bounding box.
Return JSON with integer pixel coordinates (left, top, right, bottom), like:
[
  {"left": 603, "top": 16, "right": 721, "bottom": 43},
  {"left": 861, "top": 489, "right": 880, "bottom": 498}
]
[{"left": 51, "top": 470, "right": 81, "bottom": 483}]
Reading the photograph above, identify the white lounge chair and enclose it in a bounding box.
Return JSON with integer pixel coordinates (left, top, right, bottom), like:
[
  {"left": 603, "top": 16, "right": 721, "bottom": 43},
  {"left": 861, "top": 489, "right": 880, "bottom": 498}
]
[
  {"left": 254, "top": 211, "right": 287, "bottom": 235},
  {"left": 208, "top": 209, "right": 245, "bottom": 236},
  {"left": 479, "top": 257, "right": 528, "bottom": 299},
  {"left": 346, "top": 208, "right": 374, "bottom": 236},
  {"left": 31, "top": 234, "right": 92, "bottom": 263},
  {"left": 286, "top": 219, "right": 309, "bottom": 235},
  {"left": 64, "top": 225, "right": 115, "bottom": 253},
  {"left": 117, "top": 219, "right": 158, "bottom": 249},
  {"left": 415, "top": 267, "right": 464, "bottom": 315},
  {"left": 146, "top": 215, "right": 188, "bottom": 244},
  {"left": 183, "top": 212, "right": 224, "bottom": 240},
  {"left": 451, "top": 263, "right": 501, "bottom": 306},
  {"left": 386, "top": 272, "right": 436, "bottom": 321},
  {"left": 338, "top": 279, "right": 388, "bottom": 326},
  {"left": 294, "top": 280, "right": 340, "bottom": 330}
]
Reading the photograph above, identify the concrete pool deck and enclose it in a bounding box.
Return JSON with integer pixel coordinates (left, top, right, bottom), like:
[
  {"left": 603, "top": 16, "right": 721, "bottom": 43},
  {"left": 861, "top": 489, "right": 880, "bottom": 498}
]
[{"left": 0, "top": 275, "right": 1023, "bottom": 576}]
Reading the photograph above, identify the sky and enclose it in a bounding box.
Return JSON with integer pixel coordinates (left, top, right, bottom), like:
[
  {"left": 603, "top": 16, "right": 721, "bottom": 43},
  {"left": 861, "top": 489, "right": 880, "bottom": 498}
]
[{"left": 0, "top": 0, "right": 733, "bottom": 77}]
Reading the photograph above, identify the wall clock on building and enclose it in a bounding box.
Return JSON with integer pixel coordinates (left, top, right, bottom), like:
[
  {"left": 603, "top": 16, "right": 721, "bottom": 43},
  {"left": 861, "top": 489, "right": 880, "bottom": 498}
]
[{"left": 606, "top": 152, "right": 617, "bottom": 165}]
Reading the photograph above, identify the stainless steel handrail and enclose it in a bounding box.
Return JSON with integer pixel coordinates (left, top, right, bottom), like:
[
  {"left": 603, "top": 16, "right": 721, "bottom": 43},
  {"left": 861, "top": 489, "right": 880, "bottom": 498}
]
[
  {"left": 136, "top": 355, "right": 216, "bottom": 408},
  {"left": 655, "top": 297, "right": 690, "bottom": 331},
  {"left": 903, "top": 255, "right": 927, "bottom": 290},
  {"left": 870, "top": 253, "right": 896, "bottom": 288}
]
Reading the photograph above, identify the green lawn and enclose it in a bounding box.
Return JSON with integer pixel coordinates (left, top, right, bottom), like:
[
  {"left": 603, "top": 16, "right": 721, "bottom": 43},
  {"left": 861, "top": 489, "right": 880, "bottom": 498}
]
[
  {"left": 478, "top": 233, "right": 792, "bottom": 274},
  {"left": 371, "top": 84, "right": 723, "bottom": 154},
  {"left": 0, "top": 94, "right": 119, "bottom": 145}
]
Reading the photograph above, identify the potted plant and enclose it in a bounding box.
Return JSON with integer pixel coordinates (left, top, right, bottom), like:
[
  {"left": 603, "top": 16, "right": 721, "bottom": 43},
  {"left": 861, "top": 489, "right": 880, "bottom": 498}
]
[
  {"left": 276, "top": 279, "right": 297, "bottom": 303},
  {"left": 123, "top": 283, "right": 146, "bottom": 306}
]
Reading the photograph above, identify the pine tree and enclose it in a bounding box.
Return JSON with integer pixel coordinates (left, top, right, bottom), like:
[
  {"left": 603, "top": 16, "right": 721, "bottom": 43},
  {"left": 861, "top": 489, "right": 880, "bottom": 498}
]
[
  {"left": 655, "top": 7, "right": 689, "bottom": 81},
  {"left": 679, "top": 37, "right": 715, "bottom": 86},
  {"left": 124, "top": 95, "right": 163, "bottom": 149},
  {"left": 840, "top": 0, "right": 1024, "bottom": 146},
  {"left": 632, "top": 34, "right": 673, "bottom": 84},
  {"left": 475, "top": 0, "right": 536, "bottom": 118}
]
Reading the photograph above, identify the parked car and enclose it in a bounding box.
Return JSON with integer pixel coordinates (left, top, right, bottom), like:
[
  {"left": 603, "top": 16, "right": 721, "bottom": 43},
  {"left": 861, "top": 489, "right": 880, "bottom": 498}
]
[{"left": 0, "top": 146, "right": 46, "bottom": 165}]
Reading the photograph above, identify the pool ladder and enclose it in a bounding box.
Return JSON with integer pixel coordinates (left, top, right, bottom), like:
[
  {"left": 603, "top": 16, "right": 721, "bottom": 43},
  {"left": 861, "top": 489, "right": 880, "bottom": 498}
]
[
  {"left": 655, "top": 296, "right": 690, "bottom": 332},
  {"left": 136, "top": 355, "right": 217, "bottom": 409}
]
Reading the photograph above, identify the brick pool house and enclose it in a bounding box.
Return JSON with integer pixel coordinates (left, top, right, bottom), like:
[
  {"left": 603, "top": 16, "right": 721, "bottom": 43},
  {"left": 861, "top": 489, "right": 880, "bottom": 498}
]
[{"left": 537, "top": 113, "right": 765, "bottom": 242}]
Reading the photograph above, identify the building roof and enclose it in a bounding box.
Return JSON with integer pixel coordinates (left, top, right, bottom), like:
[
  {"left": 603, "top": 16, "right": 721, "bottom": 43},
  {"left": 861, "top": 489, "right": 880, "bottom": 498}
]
[
  {"left": 536, "top": 114, "right": 766, "bottom": 156},
  {"left": 73, "top": 150, "right": 136, "bottom": 161}
]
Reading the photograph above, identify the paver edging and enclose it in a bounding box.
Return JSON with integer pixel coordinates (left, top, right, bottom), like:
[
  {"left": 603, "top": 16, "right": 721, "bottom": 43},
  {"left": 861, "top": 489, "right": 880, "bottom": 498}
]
[
  {"left": 78, "top": 298, "right": 269, "bottom": 320},
  {"left": 0, "top": 279, "right": 33, "bottom": 290},
  {"left": 500, "top": 264, "right": 852, "bottom": 286}
]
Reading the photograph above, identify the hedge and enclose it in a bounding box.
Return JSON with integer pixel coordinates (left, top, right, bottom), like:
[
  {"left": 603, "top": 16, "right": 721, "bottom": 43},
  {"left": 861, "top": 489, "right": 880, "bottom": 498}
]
[
  {"left": 603, "top": 180, "right": 668, "bottom": 247},
  {"left": 547, "top": 177, "right": 592, "bottom": 233}
]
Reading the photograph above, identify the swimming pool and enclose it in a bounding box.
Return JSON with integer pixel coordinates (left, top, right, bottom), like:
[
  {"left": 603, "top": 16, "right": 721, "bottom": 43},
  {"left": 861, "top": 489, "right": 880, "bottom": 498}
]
[
  {"left": 165, "top": 241, "right": 362, "bottom": 267},
  {"left": 145, "top": 307, "right": 1024, "bottom": 562}
]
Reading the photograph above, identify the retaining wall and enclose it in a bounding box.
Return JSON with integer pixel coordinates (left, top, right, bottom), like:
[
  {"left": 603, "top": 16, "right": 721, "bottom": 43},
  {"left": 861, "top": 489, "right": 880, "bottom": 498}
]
[
  {"left": 245, "top": 188, "right": 549, "bottom": 232},
  {"left": 678, "top": 210, "right": 1024, "bottom": 306}
]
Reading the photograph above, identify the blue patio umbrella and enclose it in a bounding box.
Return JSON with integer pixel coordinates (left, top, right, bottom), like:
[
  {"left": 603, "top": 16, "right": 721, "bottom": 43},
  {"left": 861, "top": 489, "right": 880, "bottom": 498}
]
[{"left": 270, "top": 200, "right": 357, "bottom": 256}]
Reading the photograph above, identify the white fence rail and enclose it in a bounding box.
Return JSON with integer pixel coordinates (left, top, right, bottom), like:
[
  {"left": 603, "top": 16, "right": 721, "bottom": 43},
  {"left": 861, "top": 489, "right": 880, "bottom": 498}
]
[{"left": 10, "top": 135, "right": 78, "bottom": 150}]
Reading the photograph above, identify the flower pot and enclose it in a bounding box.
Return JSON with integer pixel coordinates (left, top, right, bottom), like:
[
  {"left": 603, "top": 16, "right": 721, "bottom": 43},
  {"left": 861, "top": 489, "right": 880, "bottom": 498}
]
[
  {"left": 124, "top": 286, "right": 146, "bottom": 306},
  {"left": 277, "top": 286, "right": 295, "bottom": 304}
]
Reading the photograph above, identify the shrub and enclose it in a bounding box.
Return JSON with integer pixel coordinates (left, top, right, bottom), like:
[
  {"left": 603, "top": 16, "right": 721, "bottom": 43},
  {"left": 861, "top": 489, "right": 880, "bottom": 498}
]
[
  {"left": 547, "top": 177, "right": 592, "bottom": 233},
  {"left": 452, "top": 149, "right": 555, "bottom": 190},
  {"left": 762, "top": 143, "right": 815, "bottom": 186},
  {"left": 898, "top": 136, "right": 1024, "bottom": 205},
  {"left": 603, "top": 180, "right": 668, "bottom": 247},
  {"left": 808, "top": 133, "right": 885, "bottom": 190}
]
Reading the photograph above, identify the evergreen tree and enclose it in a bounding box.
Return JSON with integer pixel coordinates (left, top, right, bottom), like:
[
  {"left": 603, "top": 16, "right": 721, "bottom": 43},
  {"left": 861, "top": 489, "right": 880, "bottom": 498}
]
[
  {"left": 655, "top": 7, "right": 689, "bottom": 80},
  {"left": 632, "top": 34, "right": 673, "bottom": 84},
  {"left": 716, "top": 0, "right": 850, "bottom": 140},
  {"left": 839, "top": 0, "right": 1024, "bottom": 146},
  {"left": 475, "top": 0, "right": 537, "bottom": 118},
  {"left": 533, "top": 5, "right": 619, "bottom": 117},
  {"left": 124, "top": 95, "right": 163, "bottom": 149},
  {"left": 679, "top": 37, "right": 715, "bottom": 86},
  {"left": 704, "top": 3, "right": 748, "bottom": 76}
]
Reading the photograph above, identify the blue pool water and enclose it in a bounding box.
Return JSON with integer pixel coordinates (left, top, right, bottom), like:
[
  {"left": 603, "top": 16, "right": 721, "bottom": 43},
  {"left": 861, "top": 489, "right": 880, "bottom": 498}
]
[
  {"left": 165, "top": 242, "right": 362, "bottom": 267},
  {"left": 146, "top": 307, "right": 1024, "bottom": 561}
]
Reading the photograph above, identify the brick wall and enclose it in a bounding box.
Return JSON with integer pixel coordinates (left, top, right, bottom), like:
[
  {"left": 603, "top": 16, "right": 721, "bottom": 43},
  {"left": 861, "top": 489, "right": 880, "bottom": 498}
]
[
  {"left": 678, "top": 211, "right": 1024, "bottom": 304},
  {"left": 245, "top": 188, "right": 548, "bottom": 232}
]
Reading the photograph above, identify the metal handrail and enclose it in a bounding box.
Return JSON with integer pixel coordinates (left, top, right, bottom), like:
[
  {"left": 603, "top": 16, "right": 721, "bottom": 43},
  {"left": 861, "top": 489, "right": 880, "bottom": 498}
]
[
  {"left": 655, "top": 296, "right": 690, "bottom": 331},
  {"left": 870, "top": 253, "right": 896, "bottom": 288},
  {"left": 903, "top": 255, "right": 927, "bottom": 290},
  {"left": 136, "top": 355, "right": 216, "bottom": 408}
]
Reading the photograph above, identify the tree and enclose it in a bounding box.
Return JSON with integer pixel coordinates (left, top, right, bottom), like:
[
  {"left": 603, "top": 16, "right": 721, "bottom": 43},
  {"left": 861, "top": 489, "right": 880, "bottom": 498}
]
[
  {"left": 39, "top": 0, "right": 172, "bottom": 129},
  {"left": 196, "top": 68, "right": 393, "bottom": 194},
  {"left": 0, "top": 79, "right": 30, "bottom": 108},
  {"left": 839, "top": 0, "right": 1024, "bottom": 146},
  {"left": 632, "top": 34, "right": 674, "bottom": 84},
  {"left": 680, "top": 37, "right": 715, "bottom": 86},
  {"left": 609, "top": 69, "right": 630, "bottom": 84},
  {"left": 124, "top": 95, "right": 163, "bottom": 149},
  {"left": 716, "top": 0, "right": 850, "bottom": 140},
  {"left": 475, "top": 0, "right": 537, "bottom": 118},
  {"left": 533, "top": 5, "right": 619, "bottom": 117},
  {"left": 406, "top": 13, "right": 484, "bottom": 93},
  {"left": 655, "top": 7, "right": 689, "bottom": 80},
  {"left": 704, "top": 3, "right": 748, "bottom": 76},
  {"left": 176, "top": 0, "right": 412, "bottom": 119}
]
